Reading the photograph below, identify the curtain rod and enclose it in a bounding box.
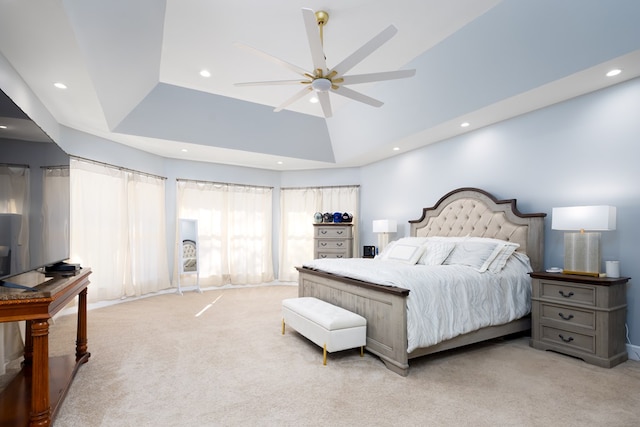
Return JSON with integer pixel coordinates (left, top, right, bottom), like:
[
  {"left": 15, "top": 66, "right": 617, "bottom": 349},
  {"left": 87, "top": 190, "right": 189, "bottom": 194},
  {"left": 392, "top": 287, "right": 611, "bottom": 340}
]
[
  {"left": 281, "top": 184, "right": 360, "bottom": 190},
  {"left": 71, "top": 156, "right": 167, "bottom": 180},
  {"left": 40, "top": 165, "right": 69, "bottom": 170},
  {"left": 176, "top": 178, "right": 273, "bottom": 190}
]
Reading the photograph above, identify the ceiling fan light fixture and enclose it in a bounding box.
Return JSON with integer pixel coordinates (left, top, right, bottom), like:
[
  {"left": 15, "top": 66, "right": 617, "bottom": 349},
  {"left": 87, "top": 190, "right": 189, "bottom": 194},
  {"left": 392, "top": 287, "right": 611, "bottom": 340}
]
[{"left": 311, "top": 78, "right": 332, "bottom": 92}]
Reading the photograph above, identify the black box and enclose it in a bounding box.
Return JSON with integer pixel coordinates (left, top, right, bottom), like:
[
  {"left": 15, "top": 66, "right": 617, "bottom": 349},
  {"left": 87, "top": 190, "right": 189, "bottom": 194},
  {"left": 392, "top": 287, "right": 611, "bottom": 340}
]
[{"left": 363, "top": 246, "right": 376, "bottom": 258}]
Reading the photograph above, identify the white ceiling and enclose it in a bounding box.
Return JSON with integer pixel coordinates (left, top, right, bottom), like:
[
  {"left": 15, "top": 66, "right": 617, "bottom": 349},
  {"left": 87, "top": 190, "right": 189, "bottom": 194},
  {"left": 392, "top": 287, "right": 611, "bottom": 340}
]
[{"left": 1, "top": 0, "right": 639, "bottom": 170}]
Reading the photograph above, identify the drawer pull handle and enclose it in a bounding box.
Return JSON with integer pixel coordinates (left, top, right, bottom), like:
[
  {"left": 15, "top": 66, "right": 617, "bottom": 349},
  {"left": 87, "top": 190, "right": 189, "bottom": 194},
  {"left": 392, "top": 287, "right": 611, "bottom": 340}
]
[
  {"left": 558, "top": 312, "right": 574, "bottom": 321},
  {"left": 336, "top": 242, "right": 343, "bottom": 247},
  {"left": 337, "top": 231, "right": 343, "bottom": 235},
  {"left": 558, "top": 334, "right": 574, "bottom": 343},
  {"left": 320, "top": 242, "right": 327, "bottom": 246},
  {"left": 320, "top": 255, "right": 327, "bottom": 258},
  {"left": 321, "top": 230, "right": 328, "bottom": 234},
  {"left": 558, "top": 290, "right": 574, "bottom": 298},
  {"left": 336, "top": 255, "right": 343, "bottom": 258}
]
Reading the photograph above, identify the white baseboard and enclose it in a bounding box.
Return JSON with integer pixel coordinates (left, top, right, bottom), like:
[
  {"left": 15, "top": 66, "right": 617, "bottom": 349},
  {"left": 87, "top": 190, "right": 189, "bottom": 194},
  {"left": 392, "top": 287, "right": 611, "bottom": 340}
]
[{"left": 627, "top": 343, "right": 640, "bottom": 361}]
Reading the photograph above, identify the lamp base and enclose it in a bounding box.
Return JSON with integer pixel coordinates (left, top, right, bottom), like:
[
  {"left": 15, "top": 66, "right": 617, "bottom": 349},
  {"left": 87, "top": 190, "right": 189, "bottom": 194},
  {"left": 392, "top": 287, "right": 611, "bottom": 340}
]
[
  {"left": 561, "top": 269, "right": 602, "bottom": 277},
  {"left": 377, "top": 233, "right": 390, "bottom": 253},
  {"left": 563, "top": 232, "right": 601, "bottom": 276}
]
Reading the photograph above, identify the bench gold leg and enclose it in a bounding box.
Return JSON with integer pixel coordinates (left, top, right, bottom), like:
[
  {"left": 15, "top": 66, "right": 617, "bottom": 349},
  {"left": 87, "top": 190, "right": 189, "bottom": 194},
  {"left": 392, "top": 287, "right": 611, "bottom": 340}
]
[
  {"left": 360, "top": 346, "right": 364, "bottom": 357},
  {"left": 281, "top": 318, "right": 285, "bottom": 335},
  {"left": 323, "top": 343, "right": 327, "bottom": 366}
]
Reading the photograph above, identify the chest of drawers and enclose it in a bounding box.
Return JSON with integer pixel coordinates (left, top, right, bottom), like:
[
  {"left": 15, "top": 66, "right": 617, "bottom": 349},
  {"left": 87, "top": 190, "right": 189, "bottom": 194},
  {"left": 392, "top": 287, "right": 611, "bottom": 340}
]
[
  {"left": 529, "top": 272, "right": 629, "bottom": 368},
  {"left": 313, "top": 224, "right": 353, "bottom": 259}
]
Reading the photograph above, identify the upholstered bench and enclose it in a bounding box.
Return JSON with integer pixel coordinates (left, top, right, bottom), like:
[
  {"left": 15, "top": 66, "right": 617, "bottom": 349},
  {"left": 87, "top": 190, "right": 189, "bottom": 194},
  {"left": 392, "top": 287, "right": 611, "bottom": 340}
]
[{"left": 282, "top": 297, "right": 367, "bottom": 365}]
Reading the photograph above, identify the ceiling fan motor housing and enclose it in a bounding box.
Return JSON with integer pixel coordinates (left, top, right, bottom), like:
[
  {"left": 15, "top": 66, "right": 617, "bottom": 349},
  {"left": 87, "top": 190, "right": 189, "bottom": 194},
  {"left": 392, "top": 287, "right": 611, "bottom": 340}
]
[{"left": 311, "top": 78, "right": 332, "bottom": 92}]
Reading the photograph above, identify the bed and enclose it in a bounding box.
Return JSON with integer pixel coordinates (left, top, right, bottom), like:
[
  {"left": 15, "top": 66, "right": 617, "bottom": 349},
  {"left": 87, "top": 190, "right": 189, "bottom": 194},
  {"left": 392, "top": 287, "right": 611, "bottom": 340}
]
[{"left": 296, "top": 187, "right": 546, "bottom": 376}]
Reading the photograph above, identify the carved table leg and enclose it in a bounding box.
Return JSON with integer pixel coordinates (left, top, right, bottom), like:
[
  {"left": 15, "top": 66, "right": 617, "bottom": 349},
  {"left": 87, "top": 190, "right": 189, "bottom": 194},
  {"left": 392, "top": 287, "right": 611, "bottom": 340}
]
[
  {"left": 76, "top": 287, "right": 90, "bottom": 362},
  {"left": 29, "top": 319, "right": 51, "bottom": 427},
  {"left": 23, "top": 320, "right": 34, "bottom": 367}
]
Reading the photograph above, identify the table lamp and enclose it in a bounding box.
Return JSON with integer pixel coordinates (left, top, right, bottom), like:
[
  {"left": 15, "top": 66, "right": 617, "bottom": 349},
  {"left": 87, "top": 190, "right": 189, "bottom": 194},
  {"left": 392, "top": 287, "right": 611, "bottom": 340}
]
[
  {"left": 372, "top": 219, "right": 397, "bottom": 252},
  {"left": 551, "top": 205, "right": 616, "bottom": 276}
]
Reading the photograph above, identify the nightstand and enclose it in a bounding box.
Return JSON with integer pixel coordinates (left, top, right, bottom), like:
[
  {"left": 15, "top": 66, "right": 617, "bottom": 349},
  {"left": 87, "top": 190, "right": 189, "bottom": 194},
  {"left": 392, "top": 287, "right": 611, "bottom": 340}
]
[
  {"left": 313, "top": 223, "right": 353, "bottom": 259},
  {"left": 529, "top": 272, "right": 629, "bottom": 368}
]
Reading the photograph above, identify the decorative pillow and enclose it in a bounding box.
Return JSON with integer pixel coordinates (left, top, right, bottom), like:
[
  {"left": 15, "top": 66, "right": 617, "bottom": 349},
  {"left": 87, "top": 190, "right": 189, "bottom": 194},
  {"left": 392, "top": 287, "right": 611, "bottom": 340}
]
[
  {"left": 417, "top": 241, "right": 456, "bottom": 266},
  {"left": 375, "top": 240, "right": 397, "bottom": 259},
  {"left": 384, "top": 240, "right": 427, "bottom": 265},
  {"left": 444, "top": 241, "right": 500, "bottom": 271},
  {"left": 487, "top": 244, "right": 519, "bottom": 273}
]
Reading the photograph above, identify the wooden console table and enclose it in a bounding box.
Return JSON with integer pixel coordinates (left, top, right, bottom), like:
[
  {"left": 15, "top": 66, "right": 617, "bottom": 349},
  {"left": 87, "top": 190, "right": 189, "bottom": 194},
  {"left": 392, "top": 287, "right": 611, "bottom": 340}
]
[{"left": 0, "top": 268, "right": 91, "bottom": 427}]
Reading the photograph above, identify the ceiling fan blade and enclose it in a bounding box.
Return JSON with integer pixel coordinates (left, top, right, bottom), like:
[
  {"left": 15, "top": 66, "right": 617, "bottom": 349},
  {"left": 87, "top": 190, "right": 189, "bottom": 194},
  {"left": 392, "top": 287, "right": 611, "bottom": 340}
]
[
  {"left": 274, "top": 86, "right": 313, "bottom": 112},
  {"left": 234, "top": 42, "right": 309, "bottom": 77},
  {"left": 317, "top": 91, "right": 332, "bottom": 118},
  {"left": 340, "top": 69, "right": 416, "bottom": 85},
  {"left": 302, "top": 8, "right": 327, "bottom": 74},
  {"left": 331, "top": 86, "right": 384, "bottom": 108},
  {"left": 235, "top": 79, "right": 307, "bottom": 87},
  {"left": 330, "top": 25, "right": 398, "bottom": 77}
]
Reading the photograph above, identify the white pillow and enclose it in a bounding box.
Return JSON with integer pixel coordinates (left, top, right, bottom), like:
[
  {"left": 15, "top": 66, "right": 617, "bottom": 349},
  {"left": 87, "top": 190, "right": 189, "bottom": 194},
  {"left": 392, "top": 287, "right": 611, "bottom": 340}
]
[
  {"left": 487, "top": 244, "right": 519, "bottom": 273},
  {"left": 375, "top": 240, "right": 397, "bottom": 260},
  {"left": 461, "top": 237, "right": 521, "bottom": 273},
  {"left": 444, "top": 241, "right": 500, "bottom": 271},
  {"left": 384, "top": 240, "right": 426, "bottom": 265},
  {"left": 418, "top": 241, "right": 456, "bottom": 266}
]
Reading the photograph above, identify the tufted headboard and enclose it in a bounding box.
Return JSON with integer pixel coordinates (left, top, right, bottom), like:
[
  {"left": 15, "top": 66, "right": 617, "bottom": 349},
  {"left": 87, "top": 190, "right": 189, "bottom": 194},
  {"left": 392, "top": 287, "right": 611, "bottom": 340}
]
[{"left": 409, "top": 188, "right": 546, "bottom": 271}]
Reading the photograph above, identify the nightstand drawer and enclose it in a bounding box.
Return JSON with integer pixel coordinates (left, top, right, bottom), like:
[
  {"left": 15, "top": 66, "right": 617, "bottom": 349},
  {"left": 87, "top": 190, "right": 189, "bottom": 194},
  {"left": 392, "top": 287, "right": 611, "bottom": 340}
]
[
  {"left": 539, "top": 281, "right": 595, "bottom": 306},
  {"left": 540, "top": 303, "right": 595, "bottom": 329},
  {"left": 315, "top": 226, "right": 352, "bottom": 238},
  {"left": 541, "top": 325, "right": 595, "bottom": 354}
]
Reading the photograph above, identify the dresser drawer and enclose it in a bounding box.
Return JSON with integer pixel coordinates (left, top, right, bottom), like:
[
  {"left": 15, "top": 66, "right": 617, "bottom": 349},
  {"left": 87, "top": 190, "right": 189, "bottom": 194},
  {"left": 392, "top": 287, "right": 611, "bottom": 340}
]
[
  {"left": 539, "top": 280, "right": 595, "bottom": 306},
  {"left": 541, "top": 325, "right": 595, "bottom": 354},
  {"left": 316, "top": 251, "right": 349, "bottom": 259},
  {"left": 316, "top": 239, "right": 350, "bottom": 250},
  {"left": 540, "top": 303, "right": 595, "bottom": 329},
  {"left": 314, "top": 226, "right": 352, "bottom": 238}
]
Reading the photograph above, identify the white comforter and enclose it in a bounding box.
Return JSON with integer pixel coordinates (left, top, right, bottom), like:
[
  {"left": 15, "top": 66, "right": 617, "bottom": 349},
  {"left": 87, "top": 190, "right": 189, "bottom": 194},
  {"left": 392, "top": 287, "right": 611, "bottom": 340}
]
[{"left": 302, "top": 253, "right": 532, "bottom": 353}]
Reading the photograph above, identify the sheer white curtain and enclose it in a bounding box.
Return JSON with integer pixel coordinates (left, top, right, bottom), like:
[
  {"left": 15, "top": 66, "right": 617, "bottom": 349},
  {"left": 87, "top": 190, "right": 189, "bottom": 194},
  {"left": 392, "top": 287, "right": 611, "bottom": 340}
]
[
  {"left": 70, "top": 158, "right": 170, "bottom": 302},
  {"left": 42, "top": 166, "right": 70, "bottom": 265},
  {"left": 0, "top": 164, "right": 29, "bottom": 272},
  {"left": 279, "top": 185, "right": 359, "bottom": 281},
  {"left": 0, "top": 164, "right": 29, "bottom": 374},
  {"left": 176, "top": 180, "right": 274, "bottom": 286}
]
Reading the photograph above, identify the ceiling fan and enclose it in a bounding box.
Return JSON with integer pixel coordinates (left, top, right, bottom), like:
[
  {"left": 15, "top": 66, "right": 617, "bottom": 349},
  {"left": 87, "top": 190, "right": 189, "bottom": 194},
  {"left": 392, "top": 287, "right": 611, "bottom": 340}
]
[{"left": 234, "top": 8, "right": 416, "bottom": 118}]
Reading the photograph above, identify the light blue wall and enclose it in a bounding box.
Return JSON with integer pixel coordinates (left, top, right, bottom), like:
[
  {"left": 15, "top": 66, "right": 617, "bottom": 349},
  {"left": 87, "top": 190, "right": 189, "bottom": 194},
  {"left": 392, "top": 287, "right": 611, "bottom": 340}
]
[{"left": 357, "top": 77, "right": 640, "bottom": 345}]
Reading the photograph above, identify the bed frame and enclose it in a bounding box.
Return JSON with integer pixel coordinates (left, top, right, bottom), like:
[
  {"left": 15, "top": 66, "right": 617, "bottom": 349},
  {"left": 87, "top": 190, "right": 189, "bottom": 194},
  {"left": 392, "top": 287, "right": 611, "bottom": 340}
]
[{"left": 296, "top": 187, "right": 546, "bottom": 376}]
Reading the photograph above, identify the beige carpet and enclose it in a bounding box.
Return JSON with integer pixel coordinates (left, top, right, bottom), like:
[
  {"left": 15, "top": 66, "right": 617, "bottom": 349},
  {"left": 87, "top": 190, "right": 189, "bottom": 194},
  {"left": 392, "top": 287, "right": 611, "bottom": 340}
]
[{"left": 7, "top": 284, "right": 640, "bottom": 426}]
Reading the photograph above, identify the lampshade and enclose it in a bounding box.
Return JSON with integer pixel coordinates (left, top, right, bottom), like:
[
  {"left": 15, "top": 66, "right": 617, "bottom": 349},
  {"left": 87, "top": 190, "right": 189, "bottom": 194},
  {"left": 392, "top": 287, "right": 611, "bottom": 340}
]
[
  {"left": 372, "top": 219, "right": 397, "bottom": 233},
  {"left": 551, "top": 206, "right": 616, "bottom": 231}
]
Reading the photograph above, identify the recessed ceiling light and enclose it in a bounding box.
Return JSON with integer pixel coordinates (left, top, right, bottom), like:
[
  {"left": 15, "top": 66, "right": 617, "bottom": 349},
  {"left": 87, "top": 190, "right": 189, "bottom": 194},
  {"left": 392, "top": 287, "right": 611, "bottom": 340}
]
[
  {"left": 460, "top": 122, "right": 470, "bottom": 128},
  {"left": 277, "top": 161, "right": 283, "bottom": 165},
  {"left": 53, "top": 82, "right": 67, "bottom": 89},
  {"left": 0, "top": 125, "right": 7, "bottom": 129},
  {"left": 393, "top": 147, "right": 400, "bottom": 151},
  {"left": 199, "top": 69, "right": 211, "bottom": 78},
  {"left": 309, "top": 97, "right": 319, "bottom": 104},
  {"left": 606, "top": 69, "right": 621, "bottom": 77},
  {"left": 181, "top": 148, "right": 188, "bottom": 152}
]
